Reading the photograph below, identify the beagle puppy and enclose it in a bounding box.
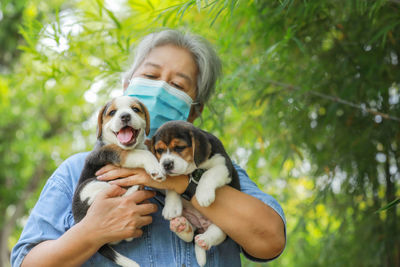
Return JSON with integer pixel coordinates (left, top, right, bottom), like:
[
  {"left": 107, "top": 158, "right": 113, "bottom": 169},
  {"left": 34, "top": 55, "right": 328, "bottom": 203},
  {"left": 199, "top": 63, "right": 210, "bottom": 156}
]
[
  {"left": 72, "top": 96, "right": 164, "bottom": 267},
  {"left": 149, "top": 120, "right": 240, "bottom": 267}
]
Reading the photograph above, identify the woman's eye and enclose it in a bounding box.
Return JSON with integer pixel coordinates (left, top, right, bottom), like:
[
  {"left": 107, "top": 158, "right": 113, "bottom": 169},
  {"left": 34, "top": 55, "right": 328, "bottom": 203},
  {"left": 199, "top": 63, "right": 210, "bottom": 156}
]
[
  {"left": 108, "top": 110, "right": 116, "bottom": 116},
  {"left": 132, "top": 107, "right": 140, "bottom": 113},
  {"left": 156, "top": 148, "right": 164, "bottom": 154},
  {"left": 144, "top": 74, "right": 157, "bottom": 79},
  {"left": 171, "top": 82, "right": 184, "bottom": 90},
  {"left": 174, "top": 146, "right": 186, "bottom": 153}
]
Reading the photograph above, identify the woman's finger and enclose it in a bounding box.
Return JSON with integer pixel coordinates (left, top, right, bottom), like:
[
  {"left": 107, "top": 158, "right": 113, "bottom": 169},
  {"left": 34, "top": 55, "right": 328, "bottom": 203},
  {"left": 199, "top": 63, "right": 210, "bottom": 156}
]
[
  {"left": 95, "top": 164, "right": 119, "bottom": 176},
  {"left": 97, "top": 184, "right": 127, "bottom": 200},
  {"left": 125, "top": 190, "right": 156, "bottom": 204},
  {"left": 97, "top": 167, "right": 139, "bottom": 181},
  {"left": 134, "top": 203, "right": 158, "bottom": 216},
  {"left": 109, "top": 175, "right": 139, "bottom": 187},
  {"left": 135, "top": 215, "right": 153, "bottom": 228},
  {"left": 129, "top": 228, "right": 144, "bottom": 239}
]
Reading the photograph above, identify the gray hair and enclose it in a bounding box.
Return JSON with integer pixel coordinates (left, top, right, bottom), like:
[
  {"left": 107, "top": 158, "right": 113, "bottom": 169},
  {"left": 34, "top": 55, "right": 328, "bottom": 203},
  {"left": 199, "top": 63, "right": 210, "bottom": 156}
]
[{"left": 123, "top": 29, "right": 222, "bottom": 104}]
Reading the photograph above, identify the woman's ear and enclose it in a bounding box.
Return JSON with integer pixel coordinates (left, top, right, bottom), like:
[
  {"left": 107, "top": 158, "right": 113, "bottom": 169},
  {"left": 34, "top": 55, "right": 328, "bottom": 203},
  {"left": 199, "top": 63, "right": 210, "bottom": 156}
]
[
  {"left": 187, "top": 104, "right": 204, "bottom": 123},
  {"left": 123, "top": 78, "right": 130, "bottom": 91}
]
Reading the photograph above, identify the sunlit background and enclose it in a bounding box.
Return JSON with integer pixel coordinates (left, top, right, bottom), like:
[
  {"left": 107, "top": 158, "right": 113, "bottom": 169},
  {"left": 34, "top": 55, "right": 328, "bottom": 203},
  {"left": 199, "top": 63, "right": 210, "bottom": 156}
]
[{"left": 1, "top": 0, "right": 399, "bottom": 266}]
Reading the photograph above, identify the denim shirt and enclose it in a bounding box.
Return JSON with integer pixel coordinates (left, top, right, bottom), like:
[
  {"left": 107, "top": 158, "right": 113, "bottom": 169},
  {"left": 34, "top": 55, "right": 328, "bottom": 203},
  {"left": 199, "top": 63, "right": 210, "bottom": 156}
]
[{"left": 11, "top": 152, "right": 286, "bottom": 267}]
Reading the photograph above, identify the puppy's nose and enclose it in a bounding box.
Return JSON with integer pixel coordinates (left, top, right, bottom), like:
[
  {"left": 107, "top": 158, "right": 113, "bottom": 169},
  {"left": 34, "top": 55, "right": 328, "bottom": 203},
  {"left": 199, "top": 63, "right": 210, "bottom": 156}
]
[
  {"left": 163, "top": 160, "right": 174, "bottom": 171},
  {"left": 120, "top": 113, "right": 131, "bottom": 123}
]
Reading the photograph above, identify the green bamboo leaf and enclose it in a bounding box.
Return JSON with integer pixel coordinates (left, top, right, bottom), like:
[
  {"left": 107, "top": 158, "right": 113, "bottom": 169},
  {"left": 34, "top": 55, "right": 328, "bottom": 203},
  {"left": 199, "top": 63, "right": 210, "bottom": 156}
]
[
  {"left": 210, "top": 5, "right": 225, "bottom": 26},
  {"left": 146, "top": 0, "right": 155, "bottom": 10},
  {"left": 229, "top": 0, "right": 238, "bottom": 15},
  {"left": 376, "top": 198, "right": 400, "bottom": 213},
  {"left": 369, "top": 20, "right": 400, "bottom": 46},
  {"left": 178, "top": 1, "right": 195, "bottom": 21},
  {"left": 95, "top": 0, "right": 103, "bottom": 17},
  {"left": 104, "top": 7, "right": 121, "bottom": 28}
]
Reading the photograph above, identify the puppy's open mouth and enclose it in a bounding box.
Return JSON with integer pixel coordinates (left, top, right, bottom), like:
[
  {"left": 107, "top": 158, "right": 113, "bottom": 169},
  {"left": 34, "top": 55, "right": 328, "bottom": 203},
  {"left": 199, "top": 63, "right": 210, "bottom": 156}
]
[{"left": 116, "top": 126, "right": 139, "bottom": 146}]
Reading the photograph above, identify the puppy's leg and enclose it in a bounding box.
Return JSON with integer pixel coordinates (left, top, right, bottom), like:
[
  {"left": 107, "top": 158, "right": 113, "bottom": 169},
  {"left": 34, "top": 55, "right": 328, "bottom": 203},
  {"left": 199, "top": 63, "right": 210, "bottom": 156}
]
[
  {"left": 195, "top": 224, "right": 227, "bottom": 250},
  {"left": 170, "top": 216, "right": 195, "bottom": 242},
  {"left": 79, "top": 180, "right": 111, "bottom": 206},
  {"left": 195, "top": 244, "right": 207, "bottom": 267},
  {"left": 193, "top": 224, "right": 226, "bottom": 267},
  {"left": 122, "top": 150, "right": 165, "bottom": 181},
  {"left": 196, "top": 155, "right": 231, "bottom": 207},
  {"left": 162, "top": 190, "right": 183, "bottom": 220}
]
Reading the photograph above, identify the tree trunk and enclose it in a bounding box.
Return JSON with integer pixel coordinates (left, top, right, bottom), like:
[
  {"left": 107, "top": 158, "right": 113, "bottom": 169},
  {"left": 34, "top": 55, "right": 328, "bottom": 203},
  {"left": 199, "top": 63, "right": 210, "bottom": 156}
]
[{"left": 384, "top": 149, "right": 397, "bottom": 267}]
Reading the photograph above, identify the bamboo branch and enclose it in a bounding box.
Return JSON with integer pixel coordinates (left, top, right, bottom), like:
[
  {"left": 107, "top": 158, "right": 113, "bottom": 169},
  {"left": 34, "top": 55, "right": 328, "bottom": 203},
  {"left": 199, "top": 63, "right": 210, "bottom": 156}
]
[{"left": 266, "top": 80, "right": 400, "bottom": 123}]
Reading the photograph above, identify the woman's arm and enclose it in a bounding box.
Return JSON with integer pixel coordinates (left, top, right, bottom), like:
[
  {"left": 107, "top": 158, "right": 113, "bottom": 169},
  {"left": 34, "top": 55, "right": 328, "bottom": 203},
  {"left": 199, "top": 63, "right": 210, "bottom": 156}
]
[
  {"left": 191, "top": 186, "right": 285, "bottom": 259},
  {"left": 21, "top": 186, "right": 157, "bottom": 267},
  {"left": 97, "top": 166, "right": 286, "bottom": 260}
]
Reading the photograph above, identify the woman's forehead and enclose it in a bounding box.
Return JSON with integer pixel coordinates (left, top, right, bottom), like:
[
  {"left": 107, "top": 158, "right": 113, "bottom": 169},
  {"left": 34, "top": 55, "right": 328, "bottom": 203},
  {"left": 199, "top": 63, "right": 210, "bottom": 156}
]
[
  {"left": 138, "top": 44, "right": 198, "bottom": 99},
  {"left": 144, "top": 45, "right": 198, "bottom": 81}
]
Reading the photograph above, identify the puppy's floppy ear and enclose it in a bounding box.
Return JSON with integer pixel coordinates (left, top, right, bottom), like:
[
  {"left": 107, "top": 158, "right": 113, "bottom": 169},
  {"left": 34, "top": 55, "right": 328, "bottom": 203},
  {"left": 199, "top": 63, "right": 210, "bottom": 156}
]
[
  {"left": 145, "top": 138, "right": 153, "bottom": 152},
  {"left": 149, "top": 135, "right": 156, "bottom": 155},
  {"left": 97, "top": 101, "right": 110, "bottom": 140},
  {"left": 138, "top": 101, "right": 150, "bottom": 136},
  {"left": 190, "top": 129, "right": 211, "bottom": 167}
]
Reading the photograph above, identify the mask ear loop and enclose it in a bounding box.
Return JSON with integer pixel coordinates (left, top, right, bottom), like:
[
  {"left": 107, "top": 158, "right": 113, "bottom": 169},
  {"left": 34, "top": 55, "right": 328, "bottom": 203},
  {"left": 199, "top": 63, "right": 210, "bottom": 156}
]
[{"left": 192, "top": 102, "right": 203, "bottom": 125}]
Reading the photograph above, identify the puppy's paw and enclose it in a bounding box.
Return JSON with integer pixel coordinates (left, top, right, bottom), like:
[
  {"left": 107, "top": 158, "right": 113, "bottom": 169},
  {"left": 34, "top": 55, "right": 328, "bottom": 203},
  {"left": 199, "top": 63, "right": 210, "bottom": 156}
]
[
  {"left": 170, "top": 216, "right": 194, "bottom": 242},
  {"left": 146, "top": 164, "right": 166, "bottom": 182},
  {"left": 195, "top": 188, "right": 215, "bottom": 207},
  {"left": 195, "top": 234, "right": 211, "bottom": 250},
  {"left": 162, "top": 204, "right": 182, "bottom": 220},
  {"left": 151, "top": 171, "right": 166, "bottom": 182},
  {"left": 170, "top": 216, "right": 189, "bottom": 233}
]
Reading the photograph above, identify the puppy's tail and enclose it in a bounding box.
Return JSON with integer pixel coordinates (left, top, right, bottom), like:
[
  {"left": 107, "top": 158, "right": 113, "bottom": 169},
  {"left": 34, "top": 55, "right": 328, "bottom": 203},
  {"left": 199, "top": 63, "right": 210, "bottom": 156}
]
[
  {"left": 194, "top": 244, "right": 207, "bottom": 267},
  {"left": 99, "top": 244, "right": 140, "bottom": 267}
]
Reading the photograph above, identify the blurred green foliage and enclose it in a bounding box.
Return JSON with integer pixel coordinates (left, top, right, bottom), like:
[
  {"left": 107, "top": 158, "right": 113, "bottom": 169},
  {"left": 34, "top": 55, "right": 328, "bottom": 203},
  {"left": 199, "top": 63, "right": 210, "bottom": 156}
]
[{"left": 1, "top": 0, "right": 399, "bottom": 266}]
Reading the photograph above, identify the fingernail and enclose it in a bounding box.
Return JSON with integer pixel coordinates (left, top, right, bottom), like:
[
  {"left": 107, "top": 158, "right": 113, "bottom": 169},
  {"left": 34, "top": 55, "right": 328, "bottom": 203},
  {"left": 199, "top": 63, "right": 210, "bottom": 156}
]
[{"left": 97, "top": 175, "right": 104, "bottom": 180}]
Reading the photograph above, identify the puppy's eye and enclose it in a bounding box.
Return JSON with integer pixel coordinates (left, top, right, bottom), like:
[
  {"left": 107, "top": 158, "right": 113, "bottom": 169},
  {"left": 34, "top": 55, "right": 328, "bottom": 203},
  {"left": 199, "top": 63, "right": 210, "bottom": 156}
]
[
  {"left": 108, "top": 110, "right": 116, "bottom": 116},
  {"left": 132, "top": 107, "right": 141, "bottom": 113},
  {"left": 156, "top": 148, "right": 164, "bottom": 154},
  {"left": 174, "top": 146, "right": 186, "bottom": 153}
]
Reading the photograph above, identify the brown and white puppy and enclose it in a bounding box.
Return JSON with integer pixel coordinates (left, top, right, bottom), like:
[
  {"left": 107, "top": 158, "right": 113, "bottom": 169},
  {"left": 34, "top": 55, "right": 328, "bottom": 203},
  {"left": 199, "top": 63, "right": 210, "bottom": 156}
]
[
  {"left": 72, "top": 96, "right": 164, "bottom": 267},
  {"left": 149, "top": 120, "right": 240, "bottom": 267}
]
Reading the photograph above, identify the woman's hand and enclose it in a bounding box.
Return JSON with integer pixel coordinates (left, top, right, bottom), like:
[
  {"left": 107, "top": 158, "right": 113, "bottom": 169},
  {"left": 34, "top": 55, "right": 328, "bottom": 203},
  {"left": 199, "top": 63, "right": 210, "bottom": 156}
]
[
  {"left": 22, "top": 185, "right": 159, "bottom": 267},
  {"left": 96, "top": 165, "right": 189, "bottom": 194},
  {"left": 82, "top": 185, "right": 157, "bottom": 245}
]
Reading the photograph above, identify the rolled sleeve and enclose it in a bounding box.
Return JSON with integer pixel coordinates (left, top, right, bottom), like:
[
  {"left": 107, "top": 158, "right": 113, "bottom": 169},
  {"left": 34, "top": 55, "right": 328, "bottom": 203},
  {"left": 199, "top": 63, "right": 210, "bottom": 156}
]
[
  {"left": 233, "top": 163, "right": 286, "bottom": 262},
  {"left": 11, "top": 161, "right": 77, "bottom": 267}
]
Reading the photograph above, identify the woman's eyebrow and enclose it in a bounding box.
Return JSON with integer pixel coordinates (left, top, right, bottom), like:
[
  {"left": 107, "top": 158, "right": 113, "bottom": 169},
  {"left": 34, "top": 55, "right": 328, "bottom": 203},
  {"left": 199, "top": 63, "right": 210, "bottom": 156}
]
[{"left": 144, "top": 62, "right": 161, "bottom": 69}]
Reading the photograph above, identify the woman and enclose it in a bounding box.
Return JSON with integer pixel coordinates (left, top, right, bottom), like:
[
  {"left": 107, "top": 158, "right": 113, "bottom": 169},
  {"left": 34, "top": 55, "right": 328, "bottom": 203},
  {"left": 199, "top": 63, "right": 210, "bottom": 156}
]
[{"left": 11, "top": 29, "right": 286, "bottom": 267}]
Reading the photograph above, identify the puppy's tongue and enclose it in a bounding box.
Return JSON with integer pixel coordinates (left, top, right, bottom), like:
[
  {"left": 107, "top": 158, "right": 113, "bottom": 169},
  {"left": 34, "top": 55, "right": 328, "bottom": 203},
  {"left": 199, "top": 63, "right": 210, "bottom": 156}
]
[{"left": 117, "top": 127, "right": 133, "bottom": 144}]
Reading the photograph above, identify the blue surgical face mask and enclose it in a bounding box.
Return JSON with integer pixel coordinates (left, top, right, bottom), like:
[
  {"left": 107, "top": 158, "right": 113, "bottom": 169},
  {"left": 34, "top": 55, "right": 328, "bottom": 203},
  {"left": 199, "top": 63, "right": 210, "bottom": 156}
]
[{"left": 124, "top": 77, "right": 194, "bottom": 137}]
